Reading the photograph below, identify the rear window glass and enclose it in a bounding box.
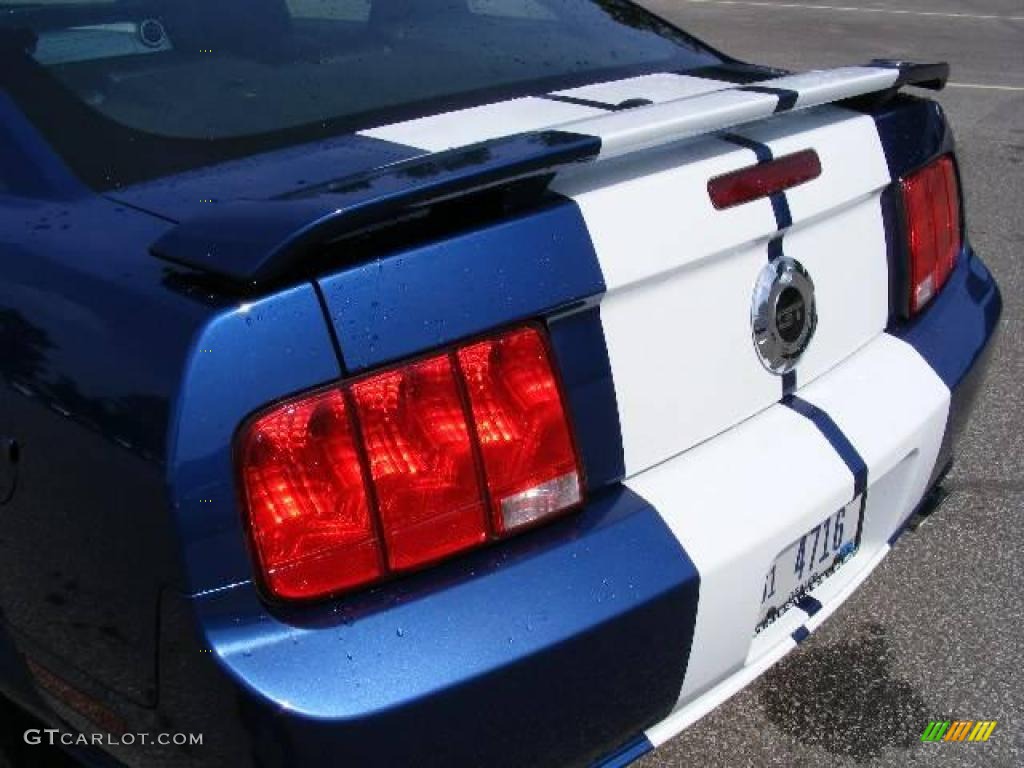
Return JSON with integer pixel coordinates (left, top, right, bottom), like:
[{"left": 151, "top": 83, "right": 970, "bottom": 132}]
[{"left": 0, "top": 0, "right": 720, "bottom": 188}]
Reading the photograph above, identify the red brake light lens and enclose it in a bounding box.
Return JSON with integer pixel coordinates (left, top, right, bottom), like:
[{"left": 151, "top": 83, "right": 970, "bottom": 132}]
[
  {"left": 457, "top": 328, "right": 582, "bottom": 533},
  {"left": 351, "top": 355, "right": 488, "bottom": 570},
  {"left": 239, "top": 325, "right": 583, "bottom": 601},
  {"left": 708, "top": 149, "right": 821, "bottom": 211},
  {"left": 239, "top": 390, "right": 383, "bottom": 600},
  {"left": 901, "top": 155, "right": 961, "bottom": 315}
]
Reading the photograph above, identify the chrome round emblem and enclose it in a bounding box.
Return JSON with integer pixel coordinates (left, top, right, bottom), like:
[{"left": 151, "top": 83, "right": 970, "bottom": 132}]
[{"left": 751, "top": 257, "right": 817, "bottom": 375}]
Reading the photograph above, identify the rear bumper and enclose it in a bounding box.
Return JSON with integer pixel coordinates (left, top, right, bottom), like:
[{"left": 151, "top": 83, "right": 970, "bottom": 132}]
[
  {"left": 153, "top": 250, "right": 998, "bottom": 768},
  {"left": 159, "top": 492, "right": 702, "bottom": 768},
  {"left": 606, "top": 248, "right": 1002, "bottom": 764}
]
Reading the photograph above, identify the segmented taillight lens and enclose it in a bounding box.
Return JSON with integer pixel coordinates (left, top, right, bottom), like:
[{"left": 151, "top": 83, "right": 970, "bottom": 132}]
[
  {"left": 239, "top": 325, "right": 582, "bottom": 601},
  {"left": 901, "top": 155, "right": 961, "bottom": 315},
  {"left": 458, "top": 329, "right": 581, "bottom": 533},
  {"left": 240, "top": 390, "right": 384, "bottom": 600},
  {"left": 351, "top": 355, "right": 488, "bottom": 570}
]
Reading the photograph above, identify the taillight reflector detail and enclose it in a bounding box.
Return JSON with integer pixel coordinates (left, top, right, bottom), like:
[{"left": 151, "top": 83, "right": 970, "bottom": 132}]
[
  {"left": 239, "top": 325, "right": 583, "bottom": 601},
  {"left": 351, "top": 355, "right": 488, "bottom": 570},
  {"left": 708, "top": 149, "right": 821, "bottom": 211},
  {"left": 900, "top": 155, "right": 961, "bottom": 315},
  {"left": 240, "top": 390, "right": 383, "bottom": 600},
  {"left": 457, "top": 328, "right": 581, "bottom": 533}
]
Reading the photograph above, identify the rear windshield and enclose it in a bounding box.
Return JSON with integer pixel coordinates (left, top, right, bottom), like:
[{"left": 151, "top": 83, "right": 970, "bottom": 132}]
[{"left": 0, "top": 0, "right": 720, "bottom": 188}]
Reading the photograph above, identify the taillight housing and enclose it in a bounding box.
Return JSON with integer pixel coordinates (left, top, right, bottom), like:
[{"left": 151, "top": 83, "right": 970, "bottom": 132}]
[
  {"left": 238, "top": 325, "right": 583, "bottom": 601},
  {"left": 900, "top": 154, "right": 961, "bottom": 316}
]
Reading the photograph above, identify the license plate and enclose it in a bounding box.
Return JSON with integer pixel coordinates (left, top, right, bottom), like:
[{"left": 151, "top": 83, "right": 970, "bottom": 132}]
[{"left": 756, "top": 496, "right": 864, "bottom": 632}]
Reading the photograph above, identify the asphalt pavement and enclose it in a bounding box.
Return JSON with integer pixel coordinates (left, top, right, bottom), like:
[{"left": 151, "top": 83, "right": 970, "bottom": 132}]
[{"left": 636, "top": 1, "right": 1024, "bottom": 766}]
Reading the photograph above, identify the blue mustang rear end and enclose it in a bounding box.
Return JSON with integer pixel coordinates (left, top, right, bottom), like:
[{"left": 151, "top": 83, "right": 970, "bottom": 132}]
[{"left": 0, "top": 2, "right": 1000, "bottom": 767}]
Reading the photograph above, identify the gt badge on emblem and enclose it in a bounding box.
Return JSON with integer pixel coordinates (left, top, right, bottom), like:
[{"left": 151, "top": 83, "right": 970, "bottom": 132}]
[{"left": 751, "top": 257, "right": 817, "bottom": 375}]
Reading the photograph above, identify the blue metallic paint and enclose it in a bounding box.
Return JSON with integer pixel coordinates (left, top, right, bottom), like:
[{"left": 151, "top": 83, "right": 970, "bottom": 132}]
[
  {"left": 318, "top": 198, "right": 606, "bottom": 372},
  {"left": 873, "top": 96, "right": 954, "bottom": 181},
  {"left": 0, "top": 92, "right": 87, "bottom": 200},
  {"left": 0, "top": 192, "right": 202, "bottom": 707},
  {"left": 592, "top": 735, "right": 654, "bottom": 768},
  {"left": 167, "top": 285, "right": 343, "bottom": 595},
  {"left": 893, "top": 250, "right": 1001, "bottom": 391},
  {"left": 151, "top": 132, "right": 602, "bottom": 287},
  {"left": 893, "top": 249, "right": 1002, "bottom": 487},
  {"left": 175, "top": 486, "right": 699, "bottom": 768},
  {"left": 547, "top": 305, "right": 626, "bottom": 490},
  {"left": 111, "top": 133, "right": 423, "bottom": 223}
]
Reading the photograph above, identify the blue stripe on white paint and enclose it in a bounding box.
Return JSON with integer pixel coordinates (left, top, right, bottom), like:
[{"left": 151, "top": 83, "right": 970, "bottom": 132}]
[
  {"left": 783, "top": 395, "right": 869, "bottom": 498},
  {"left": 791, "top": 626, "right": 811, "bottom": 644},
  {"left": 797, "top": 594, "right": 823, "bottom": 616}
]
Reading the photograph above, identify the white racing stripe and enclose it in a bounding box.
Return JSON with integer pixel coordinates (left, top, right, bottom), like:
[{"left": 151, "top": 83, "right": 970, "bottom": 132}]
[
  {"left": 358, "top": 96, "right": 604, "bottom": 152},
  {"left": 561, "top": 89, "right": 777, "bottom": 158},
  {"left": 626, "top": 402, "right": 854, "bottom": 701},
  {"left": 552, "top": 72, "right": 732, "bottom": 106},
  {"left": 645, "top": 540, "right": 893, "bottom": 748},
  {"left": 727, "top": 106, "right": 892, "bottom": 219},
  {"left": 796, "top": 333, "right": 950, "bottom": 546},
  {"left": 551, "top": 133, "right": 782, "bottom": 475},
  {"left": 763, "top": 67, "right": 899, "bottom": 109},
  {"left": 557, "top": 104, "right": 895, "bottom": 475},
  {"left": 631, "top": 331, "right": 950, "bottom": 736},
  {"left": 646, "top": 632, "right": 797, "bottom": 747},
  {"left": 725, "top": 106, "right": 893, "bottom": 386},
  {"left": 360, "top": 66, "right": 906, "bottom": 159}
]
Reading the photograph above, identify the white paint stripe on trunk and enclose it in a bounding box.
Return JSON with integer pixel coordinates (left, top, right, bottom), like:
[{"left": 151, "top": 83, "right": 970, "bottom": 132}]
[
  {"left": 762, "top": 66, "right": 899, "bottom": 108},
  {"left": 358, "top": 96, "right": 604, "bottom": 152},
  {"left": 552, "top": 72, "right": 732, "bottom": 105},
  {"left": 360, "top": 66, "right": 908, "bottom": 162},
  {"left": 563, "top": 89, "right": 777, "bottom": 158}
]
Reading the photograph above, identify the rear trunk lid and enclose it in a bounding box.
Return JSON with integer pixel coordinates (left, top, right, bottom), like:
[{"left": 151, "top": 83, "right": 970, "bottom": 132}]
[
  {"left": 550, "top": 104, "right": 892, "bottom": 475},
  {"left": 146, "top": 63, "right": 945, "bottom": 481},
  {"left": 310, "top": 69, "right": 901, "bottom": 478}
]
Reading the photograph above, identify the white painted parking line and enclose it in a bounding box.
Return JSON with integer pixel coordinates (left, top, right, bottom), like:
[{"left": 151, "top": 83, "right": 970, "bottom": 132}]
[
  {"left": 947, "top": 82, "right": 1024, "bottom": 92},
  {"left": 679, "top": 0, "right": 1024, "bottom": 22}
]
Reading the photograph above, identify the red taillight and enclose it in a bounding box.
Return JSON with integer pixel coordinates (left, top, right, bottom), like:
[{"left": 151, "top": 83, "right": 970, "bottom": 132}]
[
  {"left": 239, "top": 390, "right": 383, "bottom": 600},
  {"left": 901, "top": 155, "right": 961, "bottom": 315},
  {"left": 708, "top": 149, "right": 821, "bottom": 211},
  {"left": 239, "top": 325, "right": 582, "bottom": 601},
  {"left": 458, "top": 328, "right": 582, "bottom": 533},
  {"left": 352, "top": 355, "right": 488, "bottom": 570}
]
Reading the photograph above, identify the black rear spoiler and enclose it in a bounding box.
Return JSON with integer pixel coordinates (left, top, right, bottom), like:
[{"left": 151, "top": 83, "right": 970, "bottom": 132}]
[{"left": 151, "top": 61, "right": 948, "bottom": 288}]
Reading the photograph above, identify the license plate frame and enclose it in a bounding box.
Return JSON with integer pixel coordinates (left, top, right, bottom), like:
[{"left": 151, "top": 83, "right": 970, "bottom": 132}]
[{"left": 756, "top": 495, "right": 865, "bottom": 633}]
